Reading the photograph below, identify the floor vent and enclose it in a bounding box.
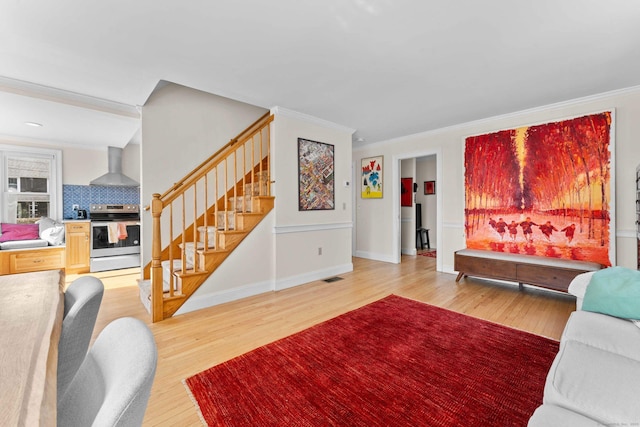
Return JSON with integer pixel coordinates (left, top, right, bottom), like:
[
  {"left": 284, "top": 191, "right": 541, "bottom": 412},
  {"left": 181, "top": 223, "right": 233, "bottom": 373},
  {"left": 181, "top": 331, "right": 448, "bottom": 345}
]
[{"left": 324, "top": 276, "right": 343, "bottom": 283}]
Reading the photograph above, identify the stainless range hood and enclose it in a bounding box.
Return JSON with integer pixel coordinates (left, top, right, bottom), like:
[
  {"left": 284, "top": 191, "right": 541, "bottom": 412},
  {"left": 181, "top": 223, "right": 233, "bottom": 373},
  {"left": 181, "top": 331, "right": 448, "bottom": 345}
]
[{"left": 90, "top": 146, "right": 139, "bottom": 187}]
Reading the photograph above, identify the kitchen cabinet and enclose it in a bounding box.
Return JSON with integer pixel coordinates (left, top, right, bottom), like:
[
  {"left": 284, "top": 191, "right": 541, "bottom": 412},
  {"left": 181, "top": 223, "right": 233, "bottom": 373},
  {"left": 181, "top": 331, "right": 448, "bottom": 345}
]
[{"left": 65, "top": 221, "right": 91, "bottom": 273}]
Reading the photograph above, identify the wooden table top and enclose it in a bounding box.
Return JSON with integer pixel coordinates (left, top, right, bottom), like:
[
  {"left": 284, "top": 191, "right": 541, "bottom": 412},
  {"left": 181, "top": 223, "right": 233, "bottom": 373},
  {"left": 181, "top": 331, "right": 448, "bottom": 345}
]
[{"left": 0, "top": 269, "right": 64, "bottom": 426}]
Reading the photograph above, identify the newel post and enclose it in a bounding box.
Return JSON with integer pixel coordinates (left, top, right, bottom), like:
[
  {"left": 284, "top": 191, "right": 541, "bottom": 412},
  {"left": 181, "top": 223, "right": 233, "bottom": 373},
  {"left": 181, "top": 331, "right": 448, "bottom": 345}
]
[{"left": 151, "top": 193, "right": 164, "bottom": 322}]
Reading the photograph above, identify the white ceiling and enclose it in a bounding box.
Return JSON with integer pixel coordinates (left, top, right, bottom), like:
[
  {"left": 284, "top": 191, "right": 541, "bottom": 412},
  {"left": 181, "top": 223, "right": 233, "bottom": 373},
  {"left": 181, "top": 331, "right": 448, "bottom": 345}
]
[{"left": 2, "top": 0, "right": 640, "bottom": 148}]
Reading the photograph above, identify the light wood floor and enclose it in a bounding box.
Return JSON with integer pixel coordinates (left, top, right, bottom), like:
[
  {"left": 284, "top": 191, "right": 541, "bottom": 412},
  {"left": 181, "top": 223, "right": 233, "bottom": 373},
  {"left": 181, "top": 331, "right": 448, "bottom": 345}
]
[{"left": 66, "top": 254, "right": 575, "bottom": 426}]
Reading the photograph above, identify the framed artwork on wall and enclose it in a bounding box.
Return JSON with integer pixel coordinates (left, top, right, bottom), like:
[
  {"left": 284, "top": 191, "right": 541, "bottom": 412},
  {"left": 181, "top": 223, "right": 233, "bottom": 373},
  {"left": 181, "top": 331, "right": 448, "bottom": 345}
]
[
  {"left": 424, "top": 181, "right": 436, "bottom": 195},
  {"left": 361, "top": 156, "right": 383, "bottom": 199},
  {"left": 463, "top": 111, "right": 614, "bottom": 266},
  {"left": 401, "top": 178, "right": 413, "bottom": 206},
  {"left": 298, "top": 138, "right": 335, "bottom": 211}
]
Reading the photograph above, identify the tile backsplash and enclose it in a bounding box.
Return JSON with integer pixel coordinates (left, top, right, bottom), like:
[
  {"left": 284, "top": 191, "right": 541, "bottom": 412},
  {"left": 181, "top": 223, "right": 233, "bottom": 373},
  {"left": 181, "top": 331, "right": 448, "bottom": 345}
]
[{"left": 63, "top": 185, "right": 141, "bottom": 219}]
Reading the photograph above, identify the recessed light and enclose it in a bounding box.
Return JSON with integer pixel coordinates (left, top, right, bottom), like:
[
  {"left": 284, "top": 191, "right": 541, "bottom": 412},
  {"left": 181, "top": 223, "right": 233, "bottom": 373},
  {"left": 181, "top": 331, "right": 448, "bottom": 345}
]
[{"left": 24, "top": 121, "right": 43, "bottom": 127}]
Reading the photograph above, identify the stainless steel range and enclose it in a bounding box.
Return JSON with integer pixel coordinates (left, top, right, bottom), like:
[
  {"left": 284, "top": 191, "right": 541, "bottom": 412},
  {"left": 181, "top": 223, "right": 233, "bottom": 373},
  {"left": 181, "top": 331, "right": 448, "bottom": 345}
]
[{"left": 89, "top": 204, "right": 141, "bottom": 272}]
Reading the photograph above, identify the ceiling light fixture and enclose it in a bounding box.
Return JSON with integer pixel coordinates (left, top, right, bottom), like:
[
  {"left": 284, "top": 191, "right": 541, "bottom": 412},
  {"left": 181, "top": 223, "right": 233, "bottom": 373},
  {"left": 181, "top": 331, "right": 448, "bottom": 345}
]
[{"left": 24, "top": 121, "right": 43, "bottom": 127}]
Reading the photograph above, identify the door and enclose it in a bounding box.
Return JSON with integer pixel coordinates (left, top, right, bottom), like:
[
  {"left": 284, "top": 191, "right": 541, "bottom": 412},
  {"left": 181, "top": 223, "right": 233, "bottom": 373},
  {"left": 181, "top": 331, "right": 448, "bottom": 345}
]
[{"left": 65, "top": 222, "right": 90, "bottom": 273}]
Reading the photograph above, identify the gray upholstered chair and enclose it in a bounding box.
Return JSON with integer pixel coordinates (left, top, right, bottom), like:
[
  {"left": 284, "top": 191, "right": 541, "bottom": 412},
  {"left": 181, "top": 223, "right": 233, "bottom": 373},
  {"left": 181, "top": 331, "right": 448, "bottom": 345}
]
[
  {"left": 57, "top": 317, "right": 158, "bottom": 427},
  {"left": 57, "top": 276, "right": 104, "bottom": 402}
]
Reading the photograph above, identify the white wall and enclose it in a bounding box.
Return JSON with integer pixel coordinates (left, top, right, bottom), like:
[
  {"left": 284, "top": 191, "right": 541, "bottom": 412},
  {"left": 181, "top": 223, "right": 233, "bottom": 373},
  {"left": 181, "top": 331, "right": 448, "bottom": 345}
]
[
  {"left": 353, "top": 86, "right": 640, "bottom": 273},
  {"left": 271, "top": 108, "right": 354, "bottom": 290}
]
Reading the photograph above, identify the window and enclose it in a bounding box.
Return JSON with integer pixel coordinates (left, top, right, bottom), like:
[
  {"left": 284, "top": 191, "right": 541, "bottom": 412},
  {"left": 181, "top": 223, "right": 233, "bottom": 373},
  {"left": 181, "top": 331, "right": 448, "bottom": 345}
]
[{"left": 1, "top": 145, "right": 62, "bottom": 223}]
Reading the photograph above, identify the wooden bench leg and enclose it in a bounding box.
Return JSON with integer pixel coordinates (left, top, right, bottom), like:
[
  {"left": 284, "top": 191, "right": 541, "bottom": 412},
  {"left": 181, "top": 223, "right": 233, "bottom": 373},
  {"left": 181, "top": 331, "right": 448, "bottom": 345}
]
[
  {"left": 455, "top": 272, "right": 465, "bottom": 282},
  {"left": 519, "top": 282, "right": 524, "bottom": 291}
]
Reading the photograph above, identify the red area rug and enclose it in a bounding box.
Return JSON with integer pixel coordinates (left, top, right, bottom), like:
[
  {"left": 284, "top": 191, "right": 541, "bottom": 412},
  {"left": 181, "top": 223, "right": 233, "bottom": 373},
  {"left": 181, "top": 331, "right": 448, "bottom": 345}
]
[
  {"left": 418, "top": 250, "right": 437, "bottom": 258},
  {"left": 184, "top": 295, "right": 558, "bottom": 426}
]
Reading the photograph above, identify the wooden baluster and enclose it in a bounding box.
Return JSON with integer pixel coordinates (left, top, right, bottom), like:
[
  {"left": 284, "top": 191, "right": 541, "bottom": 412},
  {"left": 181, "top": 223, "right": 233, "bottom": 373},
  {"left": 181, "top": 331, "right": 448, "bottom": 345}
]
[
  {"left": 258, "top": 130, "right": 263, "bottom": 195},
  {"left": 242, "top": 140, "right": 247, "bottom": 212},
  {"left": 151, "top": 193, "right": 164, "bottom": 322},
  {"left": 224, "top": 158, "right": 228, "bottom": 230},
  {"left": 204, "top": 173, "right": 209, "bottom": 250},
  {"left": 181, "top": 192, "right": 186, "bottom": 276},
  {"left": 193, "top": 181, "right": 198, "bottom": 271},
  {"left": 169, "top": 202, "right": 174, "bottom": 297},
  {"left": 214, "top": 166, "right": 218, "bottom": 239},
  {"left": 233, "top": 150, "right": 237, "bottom": 229},
  {"left": 266, "top": 125, "right": 271, "bottom": 196},
  {"left": 251, "top": 134, "right": 255, "bottom": 197}
]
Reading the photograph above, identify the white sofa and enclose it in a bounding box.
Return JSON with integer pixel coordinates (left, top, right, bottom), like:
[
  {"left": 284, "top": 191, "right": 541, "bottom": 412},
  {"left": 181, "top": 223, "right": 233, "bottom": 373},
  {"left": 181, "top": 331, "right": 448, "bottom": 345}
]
[{"left": 529, "top": 271, "right": 640, "bottom": 426}]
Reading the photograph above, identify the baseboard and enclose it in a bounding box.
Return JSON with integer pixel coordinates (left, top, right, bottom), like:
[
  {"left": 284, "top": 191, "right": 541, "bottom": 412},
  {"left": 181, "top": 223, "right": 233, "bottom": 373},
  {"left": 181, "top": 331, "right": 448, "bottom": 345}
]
[
  {"left": 354, "top": 250, "right": 396, "bottom": 263},
  {"left": 275, "top": 263, "right": 354, "bottom": 291},
  {"left": 173, "top": 263, "right": 356, "bottom": 315},
  {"left": 174, "top": 280, "right": 273, "bottom": 316},
  {"left": 442, "top": 264, "right": 456, "bottom": 275}
]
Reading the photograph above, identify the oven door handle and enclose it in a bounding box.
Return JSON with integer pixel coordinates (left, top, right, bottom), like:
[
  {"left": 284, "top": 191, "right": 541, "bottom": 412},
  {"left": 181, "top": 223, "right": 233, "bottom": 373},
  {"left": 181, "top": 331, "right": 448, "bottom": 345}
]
[{"left": 91, "top": 221, "right": 112, "bottom": 227}]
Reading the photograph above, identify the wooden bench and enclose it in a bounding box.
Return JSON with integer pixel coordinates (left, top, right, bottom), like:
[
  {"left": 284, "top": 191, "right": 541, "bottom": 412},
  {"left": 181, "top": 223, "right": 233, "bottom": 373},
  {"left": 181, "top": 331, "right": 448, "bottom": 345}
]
[
  {"left": 454, "top": 248, "right": 602, "bottom": 293},
  {"left": 0, "top": 246, "right": 65, "bottom": 275}
]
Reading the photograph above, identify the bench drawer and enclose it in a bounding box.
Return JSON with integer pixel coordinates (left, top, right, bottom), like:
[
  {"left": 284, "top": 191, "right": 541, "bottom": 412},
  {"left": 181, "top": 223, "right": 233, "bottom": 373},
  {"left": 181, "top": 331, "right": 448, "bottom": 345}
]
[
  {"left": 9, "top": 249, "right": 65, "bottom": 274},
  {"left": 454, "top": 254, "right": 517, "bottom": 281},
  {"left": 516, "top": 264, "right": 583, "bottom": 292}
]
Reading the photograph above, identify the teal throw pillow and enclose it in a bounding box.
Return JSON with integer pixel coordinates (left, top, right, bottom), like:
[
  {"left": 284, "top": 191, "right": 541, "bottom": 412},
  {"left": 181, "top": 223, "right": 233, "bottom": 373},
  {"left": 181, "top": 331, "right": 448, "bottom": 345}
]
[{"left": 582, "top": 266, "right": 640, "bottom": 320}]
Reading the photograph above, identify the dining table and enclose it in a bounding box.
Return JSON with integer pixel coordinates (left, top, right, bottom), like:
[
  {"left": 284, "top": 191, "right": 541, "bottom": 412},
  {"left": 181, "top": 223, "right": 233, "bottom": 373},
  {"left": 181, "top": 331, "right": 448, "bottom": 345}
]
[{"left": 0, "top": 269, "right": 64, "bottom": 426}]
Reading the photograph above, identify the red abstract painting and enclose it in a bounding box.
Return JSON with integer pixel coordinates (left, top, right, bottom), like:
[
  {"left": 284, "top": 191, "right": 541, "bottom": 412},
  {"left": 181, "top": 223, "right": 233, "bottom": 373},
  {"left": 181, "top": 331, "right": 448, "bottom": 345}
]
[
  {"left": 464, "top": 112, "right": 613, "bottom": 266},
  {"left": 401, "top": 177, "right": 413, "bottom": 207}
]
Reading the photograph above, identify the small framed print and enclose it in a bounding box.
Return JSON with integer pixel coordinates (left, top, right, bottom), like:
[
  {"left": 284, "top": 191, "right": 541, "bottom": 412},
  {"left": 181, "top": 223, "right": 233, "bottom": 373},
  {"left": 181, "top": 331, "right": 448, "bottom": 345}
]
[
  {"left": 361, "top": 156, "right": 383, "bottom": 199},
  {"left": 424, "top": 181, "right": 436, "bottom": 195}
]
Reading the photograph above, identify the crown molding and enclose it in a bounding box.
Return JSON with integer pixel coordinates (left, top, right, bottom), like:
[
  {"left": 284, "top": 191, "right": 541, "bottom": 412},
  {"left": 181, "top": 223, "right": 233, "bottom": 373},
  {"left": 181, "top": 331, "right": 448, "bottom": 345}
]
[
  {"left": 0, "top": 133, "right": 124, "bottom": 151},
  {"left": 271, "top": 106, "right": 355, "bottom": 135},
  {"left": 356, "top": 84, "right": 640, "bottom": 149},
  {"left": 0, "top": 76, "right": 140, "bottom": 119}
]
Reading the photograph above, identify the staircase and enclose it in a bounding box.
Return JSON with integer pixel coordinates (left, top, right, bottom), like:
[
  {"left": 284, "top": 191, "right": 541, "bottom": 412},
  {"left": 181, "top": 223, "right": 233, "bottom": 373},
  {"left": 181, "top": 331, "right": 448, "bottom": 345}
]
[{"left": 140, "top": 112, "right": 274, "bottom": 322}]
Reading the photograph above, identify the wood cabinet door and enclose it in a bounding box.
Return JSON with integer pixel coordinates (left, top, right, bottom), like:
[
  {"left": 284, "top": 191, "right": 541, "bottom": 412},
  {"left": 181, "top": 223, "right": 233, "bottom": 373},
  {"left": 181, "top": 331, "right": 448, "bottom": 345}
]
[{"left": 65, "top": 223, "right": 90, "bottom": 273}]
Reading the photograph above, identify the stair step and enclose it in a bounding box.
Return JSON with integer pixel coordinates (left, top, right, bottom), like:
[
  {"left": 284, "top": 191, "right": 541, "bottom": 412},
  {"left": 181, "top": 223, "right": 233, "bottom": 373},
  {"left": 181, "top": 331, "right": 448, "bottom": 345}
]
[
  {"left": 195, "top": 226, "right": 217, "bottom": 248},
  {"left": 216, "top": 211, "right": 236, "bottom": 230},
  {"left": 138, "top": 275, "right": 190, "bottom": 316},
  {"left": 229, "top": 195, "right": 254, "bottom": 212},
  {"left": 138, "top": 279, "right": 151, "bottom": 314},
  {"left": 162, "top": 259, "right": 193, "bottom": 281},
  {"left": 175, "top": 269, "right": 209, "bottom": 279}
]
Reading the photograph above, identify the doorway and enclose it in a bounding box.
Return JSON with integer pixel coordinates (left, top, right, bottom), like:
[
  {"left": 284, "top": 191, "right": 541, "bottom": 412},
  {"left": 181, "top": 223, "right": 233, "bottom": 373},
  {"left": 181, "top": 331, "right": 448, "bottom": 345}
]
[{"left": 393, "top": 150, "right": 442, "bottom": 272}]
